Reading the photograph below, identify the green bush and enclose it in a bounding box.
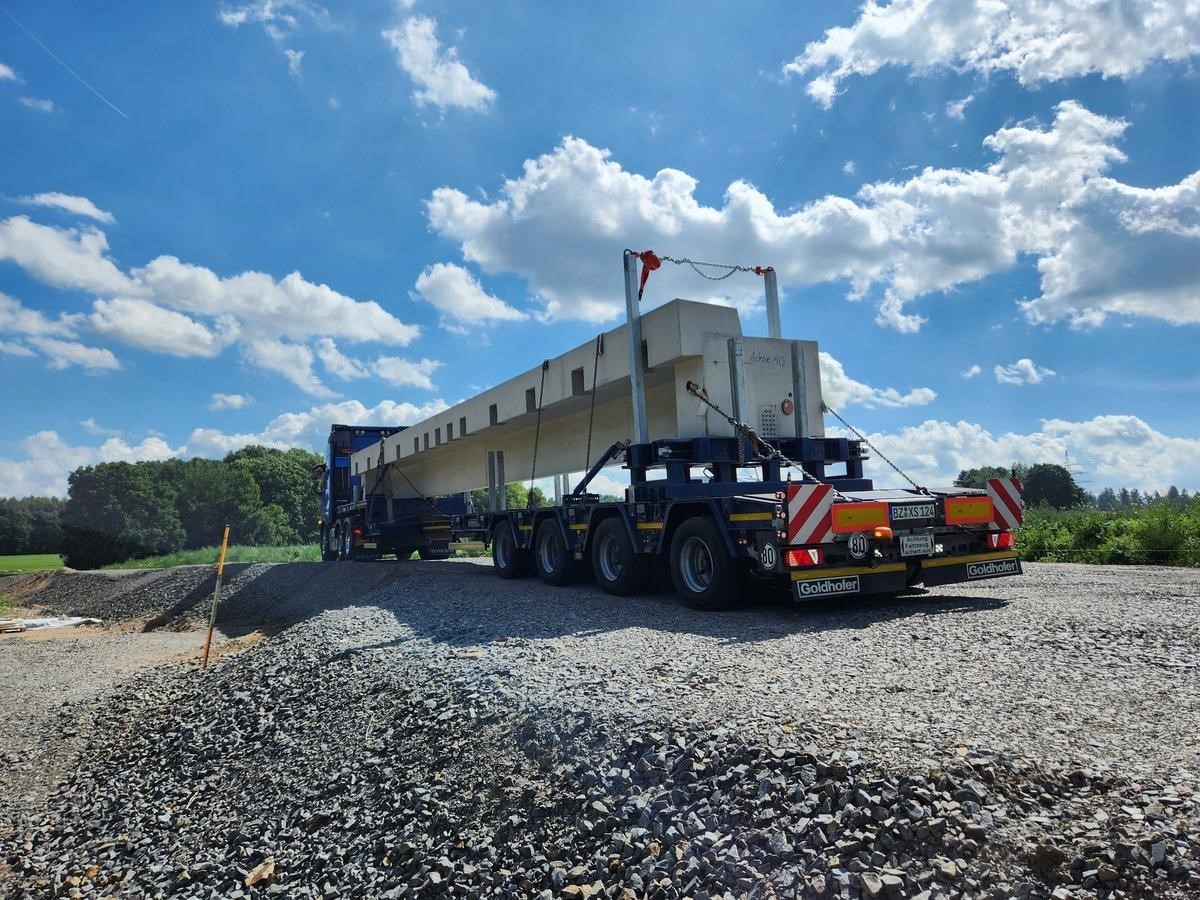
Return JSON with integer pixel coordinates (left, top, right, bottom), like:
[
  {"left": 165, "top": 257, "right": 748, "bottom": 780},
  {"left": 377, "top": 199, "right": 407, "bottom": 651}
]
[{"left": 1018, "top": 502, "right": 1197, "bottom": 567}]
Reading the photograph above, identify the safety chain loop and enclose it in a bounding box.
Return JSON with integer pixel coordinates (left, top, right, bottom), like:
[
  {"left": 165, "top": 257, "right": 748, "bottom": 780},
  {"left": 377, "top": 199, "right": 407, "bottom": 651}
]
[
  {"left": 822, "top": 403, "right": 931, "bottom": 496},
  {"left": 660, "top": 255, "right": 760, "bottom": 281}
]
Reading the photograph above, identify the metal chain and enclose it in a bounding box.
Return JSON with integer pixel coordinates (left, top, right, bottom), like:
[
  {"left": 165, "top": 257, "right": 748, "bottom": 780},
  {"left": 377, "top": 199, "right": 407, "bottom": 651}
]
[
  {"left": 582, "top": 333, "right": 603, "bottom": 472},
  {"left": 527, "top": 360, "right": 549, "bottom": 508},
  {"left": 822, "top": 402, "right": 930, "bottom": 495},
  {"left": 685, "top": 381, "right": 829, "bottom": 488},
  {"left": 660, "top": 255, "right": 758, "bottom": 281}
]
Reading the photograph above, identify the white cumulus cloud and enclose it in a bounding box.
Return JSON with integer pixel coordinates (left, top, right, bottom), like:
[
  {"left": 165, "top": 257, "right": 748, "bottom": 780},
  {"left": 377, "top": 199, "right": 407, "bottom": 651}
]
[
  {"left": 413, "top": 262, "right": 526, "bottom": 330},
  {"left": 208, "top": 393, "right": 254, "bottom": 411},
  {"left": 89, "top": 298, "right": 228, "bottom": 357},
  {"left": 0, "top": 212, "right": 426, "bottom": 393},
  {"left": 785, "top": 0, "right": 1200, "bottom": 107},
  {"left": 961, "top": 364, "right": 982, "bottom": 379},
  {"left": 0, "top": 62, "right": 18, "bottom": 82},
  {"left": 19, "top": 97, "right": 56, "bottom": 113},
  {"left": 819, "top": 352, "right": 936, "bottom": 409},
  {"left": 382, "top": 15, "right": 496, "bottom": 113},
  {"left": 0, "top": 430, "right": 180, "bottom": 497},
  {"left": 851, "top": 415, "right": 1200, "bottom": 493},
  {"left": 243, "top": 339, "right": 335, "bottom": 398},
  {"left": 26, "top": 337, "right": 120, "bottom": 372},
  {"left": 375, "top": 355, "right": 442, "bottom": 390},
  {"left": 316, "top": 337, "right": 369, "bottom": 380},
  {"left": 994, "top": 358, "right": 1056, "bottom": 385},
  {"left": 426, "top": 103, "right": 1200, "bottom": 332},
  {"left": 18, "top": 192, "right": 115, "bottom": 224}
]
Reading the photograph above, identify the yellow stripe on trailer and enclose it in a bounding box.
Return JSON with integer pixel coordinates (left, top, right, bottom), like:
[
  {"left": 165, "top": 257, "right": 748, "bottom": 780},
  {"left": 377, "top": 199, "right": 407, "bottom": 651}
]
[
  {"left": 831, "top": 502, "right": 890, "bottom": 532},
  {"left": 422, "top": 524, "right": 451, "bottom": 531},
  {"left": 636, "top": 522, "right": 664, "bottom": 530},
  {"left": 569, "top": 524, "right": 588, "bottom": 531},
  {"left": 729, "top": 512, "right": 774, "bottom": 523},
  {"left": 791, "top": 563, "right": 906, "bottom": 581},
  {"left": 453, "top": 541, "right": 486, "bottom": 552},
  {"left": 923, "top": 551, "right": 1018, "bottom": 568}
]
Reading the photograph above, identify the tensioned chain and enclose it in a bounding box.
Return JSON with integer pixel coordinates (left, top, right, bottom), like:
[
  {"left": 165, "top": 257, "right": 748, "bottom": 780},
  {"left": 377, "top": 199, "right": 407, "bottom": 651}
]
[
  {"left": 527, "top": 360, "right": 549, "bottom": 508},
  {"left": 660, "top": 255, "right": 759, "bottom": 281},
  {"left": 822, "top": 402, "right": 930, "bottom": 495},
  {"left": 582, "top": 333, "right": 603, "bottom": 472},
  {"left": 685, "top": 382, "right": 829, "bottom": 488}
]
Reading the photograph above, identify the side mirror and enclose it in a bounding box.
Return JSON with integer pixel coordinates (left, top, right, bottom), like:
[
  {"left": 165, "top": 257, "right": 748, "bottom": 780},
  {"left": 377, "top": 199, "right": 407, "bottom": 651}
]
[{"left": 310, "top": 463, "right": 327, "bottom": 495}]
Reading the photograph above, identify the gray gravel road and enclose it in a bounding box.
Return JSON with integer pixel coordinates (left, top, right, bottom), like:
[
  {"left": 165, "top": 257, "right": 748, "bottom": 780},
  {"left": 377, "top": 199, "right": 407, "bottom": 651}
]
[
  {"left": 332, "top": 559, "right": 1200, "bottom": 781},
  {"left": 0, "top": 629, "right": 207, "bottom": 825},
  {"left": 2, "top": 560, "right": 1197, "bottom": 898}
]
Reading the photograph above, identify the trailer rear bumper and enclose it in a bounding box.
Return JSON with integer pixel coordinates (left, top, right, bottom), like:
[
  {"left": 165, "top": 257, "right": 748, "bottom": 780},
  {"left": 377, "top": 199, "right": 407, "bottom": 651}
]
[
  {"left": 919, "top": 552, "right": 1021, "bottom": 586},
  {"left": 789, "top": 551, "right": 1021, "bottom": 601}
]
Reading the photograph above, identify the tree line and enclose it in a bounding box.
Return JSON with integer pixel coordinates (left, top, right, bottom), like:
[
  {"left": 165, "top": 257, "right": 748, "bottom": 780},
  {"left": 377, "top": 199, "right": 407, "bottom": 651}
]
[
  {"left": 953, "top": 462, "right": 1193, "bottom": 512},
  {"left": 0, "top": 446, "right": 323, "bottom": 569}
]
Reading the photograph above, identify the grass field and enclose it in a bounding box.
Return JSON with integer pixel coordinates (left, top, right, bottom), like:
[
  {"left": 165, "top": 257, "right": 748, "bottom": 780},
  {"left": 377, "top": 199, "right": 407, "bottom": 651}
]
[
  {"left": 0, "top": 553, "right": 64, "bottom": 576},
  {"left": 103, "top": 544, "right": 322, "bottom": 570}
]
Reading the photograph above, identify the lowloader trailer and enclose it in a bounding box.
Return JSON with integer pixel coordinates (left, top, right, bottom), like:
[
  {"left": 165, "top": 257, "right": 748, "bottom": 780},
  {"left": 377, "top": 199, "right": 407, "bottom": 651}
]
[{"left": 325, "top": 250, "right": 1024, "bottom": 609}]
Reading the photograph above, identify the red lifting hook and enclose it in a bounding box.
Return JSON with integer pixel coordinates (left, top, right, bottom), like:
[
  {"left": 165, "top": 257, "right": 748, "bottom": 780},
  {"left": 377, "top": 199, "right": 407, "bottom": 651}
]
[{"left": 636, "top": 250, "right": 661, "bottom": 301}]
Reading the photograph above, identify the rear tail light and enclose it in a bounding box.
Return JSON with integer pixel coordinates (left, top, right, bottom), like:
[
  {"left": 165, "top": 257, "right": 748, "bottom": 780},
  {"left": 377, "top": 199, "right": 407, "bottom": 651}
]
[
  {"left": 986, "top": 531, "right": 1015, "bottom": 550},
  {"left": 353, "top": 527, "right": 363, "bottom": 537},
  {"left": 785, "top": 547, "right": 824, "bottom": 567}
]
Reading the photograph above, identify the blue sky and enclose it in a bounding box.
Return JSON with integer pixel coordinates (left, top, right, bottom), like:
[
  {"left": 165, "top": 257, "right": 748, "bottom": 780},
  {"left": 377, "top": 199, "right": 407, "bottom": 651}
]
[{"left": 2, "top": 0, "right": 1198, "bottom": 497}]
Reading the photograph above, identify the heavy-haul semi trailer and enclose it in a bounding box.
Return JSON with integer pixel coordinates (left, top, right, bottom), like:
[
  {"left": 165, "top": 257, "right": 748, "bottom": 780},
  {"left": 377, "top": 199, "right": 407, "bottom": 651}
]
[{"left": 322, "top": 251, "right": 1024, "bottom": 608}]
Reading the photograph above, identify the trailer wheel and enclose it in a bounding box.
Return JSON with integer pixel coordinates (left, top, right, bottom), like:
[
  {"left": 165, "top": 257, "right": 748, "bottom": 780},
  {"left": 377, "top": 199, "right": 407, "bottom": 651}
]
[
  {"left": 591, "top": 517, "right": 649, "bottom": 596},
  {"left": 338, "top": 520, "right": 353, "bottom": 561},
  {"left": 491, "top": 520, "right": 530, "bottom": 579},
  {"left": 321, "top": 525, "right": 338, "bottom": 562},
  {"left": 669, "top": 516, "right": 741, "bottom": 610},
  {"left": 395, "top": 546, "right": 416, "bottom": 560},
  {"left": 534, "top": 520, "right": 578, "bottom": 586},
  {"left": 418, "top": 545, "right": 452, "bottom": 561}
]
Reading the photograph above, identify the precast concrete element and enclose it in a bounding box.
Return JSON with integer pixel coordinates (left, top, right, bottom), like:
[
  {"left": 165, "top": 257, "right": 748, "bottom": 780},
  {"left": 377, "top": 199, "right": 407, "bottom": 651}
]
[{"left": 349, "top": 299, "right": 823, "bottom": 498}]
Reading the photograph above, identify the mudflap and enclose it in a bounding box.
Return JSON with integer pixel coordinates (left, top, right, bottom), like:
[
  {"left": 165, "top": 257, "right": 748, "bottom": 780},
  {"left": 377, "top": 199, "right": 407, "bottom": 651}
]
[
  {"left": 791, "top": 566, "right": 909, "bottom": 601},
  {"left": 918, "top": 553, "right": 1022, "bottom": 587}
]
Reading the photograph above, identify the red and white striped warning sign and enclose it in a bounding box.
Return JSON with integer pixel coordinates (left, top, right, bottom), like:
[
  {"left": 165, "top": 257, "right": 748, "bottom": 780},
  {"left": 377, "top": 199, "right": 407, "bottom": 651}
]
[
  {"left": 986, "top": 477, "right": 1024, "bottom": 529},
  {"left": 787, "top": 483, "right": 835, "bottom": 544}
]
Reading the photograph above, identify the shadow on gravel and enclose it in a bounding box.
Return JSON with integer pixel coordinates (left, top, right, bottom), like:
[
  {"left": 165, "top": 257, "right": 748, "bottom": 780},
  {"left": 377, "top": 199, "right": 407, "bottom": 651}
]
[
  {"left": 307, "top": 560, "right": 1011, "bottom": 657},
  {"left": 21, "top": 560, "right": 1009, "bottom": 647}
]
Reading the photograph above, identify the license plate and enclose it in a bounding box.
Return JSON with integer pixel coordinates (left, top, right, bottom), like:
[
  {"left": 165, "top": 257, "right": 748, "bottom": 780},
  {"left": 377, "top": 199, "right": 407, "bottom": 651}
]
[
  {"left": 891, "top": 503, "right": 936, "bottom": 522},
  {"left": 900, "top": 534, "right": 933, "bottom": 557},
  {"left": 362, "top": 542, "right": 377, "bottom": 549}
]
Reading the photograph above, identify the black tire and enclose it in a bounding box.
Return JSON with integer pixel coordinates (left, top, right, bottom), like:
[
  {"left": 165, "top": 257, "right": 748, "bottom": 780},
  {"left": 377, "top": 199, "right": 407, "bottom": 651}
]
[
  {"left": 339, "top": 520, "right": 354, "bottom": 561},
  {"left": 534, "top": 519, "right": 578, "bottom": 586},
  {"left": 491, "top": 519, "right": 531, "bottom": 579},
  {"left": 669, "top": 516, "right": 742, "bottom": 610},
  {"left": 418, "top": 544, "right": 452, "bottom": 561},
  {"left": 591, "top": 517, "right": 650, "bottom": 596},
  {"left": 321, "top": 525, "right": 338, "bottom": 562},
  {"left": 395, "top": 546, "right": 416, "bottom": 560}
]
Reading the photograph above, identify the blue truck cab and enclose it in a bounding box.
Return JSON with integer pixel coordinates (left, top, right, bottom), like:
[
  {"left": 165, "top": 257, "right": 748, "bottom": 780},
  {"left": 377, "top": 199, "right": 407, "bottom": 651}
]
[{"left": 312, "top": 424, "right": 465, "bottom": 562}]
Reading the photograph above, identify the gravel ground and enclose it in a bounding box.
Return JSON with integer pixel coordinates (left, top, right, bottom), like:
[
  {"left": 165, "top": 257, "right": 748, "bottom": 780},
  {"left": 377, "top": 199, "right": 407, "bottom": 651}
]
[
  {"left": 0, "top": 629, "right": 208, "bottom": 826},
  {"left": 2, "top": 560, "right": 1197, "bottom": 898}
]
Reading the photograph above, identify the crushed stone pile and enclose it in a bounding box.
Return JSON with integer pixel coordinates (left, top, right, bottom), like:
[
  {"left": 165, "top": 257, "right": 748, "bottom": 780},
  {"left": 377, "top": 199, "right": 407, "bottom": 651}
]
[{"left": 4, "top": 613, "right": 1196, "bottom": 900}]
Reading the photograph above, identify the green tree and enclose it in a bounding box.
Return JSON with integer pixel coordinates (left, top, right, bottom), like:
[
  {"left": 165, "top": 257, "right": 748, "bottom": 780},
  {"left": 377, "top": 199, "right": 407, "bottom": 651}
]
[
  {"left": 226, "top": 445, "right": 323, "bottom": 543},
  {"left": 62, "top": 462, "right": 186, "bottom": 568},
  {"left": 1096, "top": 487, "right": 1118, "bottom": 511},
  {"left": 0, "top": 498, "right": 33, "bottom": 554},
  {"left": 172, "top": 458, "right": 263, "bottom": 548},
  {"left": 954, "top": 465, "right": 1012, "bottom": 490},
  {"left": 1023, "top": 463, "right": 1089, "bottom": 509}
]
